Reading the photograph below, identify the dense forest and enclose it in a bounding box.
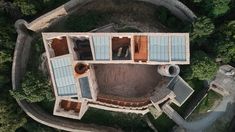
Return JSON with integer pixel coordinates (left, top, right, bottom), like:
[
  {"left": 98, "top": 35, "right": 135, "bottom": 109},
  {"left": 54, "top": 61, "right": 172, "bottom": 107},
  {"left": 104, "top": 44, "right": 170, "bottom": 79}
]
[{"left": 0, "top": 0, "right": 234, "bottom": 131}]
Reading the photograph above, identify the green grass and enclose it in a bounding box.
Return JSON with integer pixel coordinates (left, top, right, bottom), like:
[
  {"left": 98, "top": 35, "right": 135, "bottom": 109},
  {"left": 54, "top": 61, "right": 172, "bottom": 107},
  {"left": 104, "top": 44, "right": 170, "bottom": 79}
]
[
  {"left": 153, "top": 7, "right": 190, "bottom": 32},
  {"left": 37, "top": 100, "right": 55, "bottom": 114},
  {"left": 81, "top": 108, "right": 151, "bottom": 132},
  {"left": 194, "top": 90, "right": 222, "bottom": 113},
  {"left": 170, "top": 78, "right": 204, "bottom": 116},
  {"left": 186, "top": 78, "right": 204, "bottom": 92},
  {"left": 64, "top": 11, "right": 111, "bottom": 32},
  {"left": 147, "top": 113, "right": 175, "bottom": 132},
  {"left": 147, "top": 77, "right": 206, "bottom": 132}
]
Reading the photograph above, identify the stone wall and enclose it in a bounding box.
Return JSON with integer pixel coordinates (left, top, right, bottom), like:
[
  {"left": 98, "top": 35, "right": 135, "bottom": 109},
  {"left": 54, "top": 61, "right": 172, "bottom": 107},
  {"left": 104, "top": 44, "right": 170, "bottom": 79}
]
[
  {"left": 28, "top": 0, "right": 93, "bottom": 32},
  {"left": 12, "top": 0, "right": 197, "bottom": 131},
  {"left": 138, "top": 0, "right": 196, "bottom": 22}
]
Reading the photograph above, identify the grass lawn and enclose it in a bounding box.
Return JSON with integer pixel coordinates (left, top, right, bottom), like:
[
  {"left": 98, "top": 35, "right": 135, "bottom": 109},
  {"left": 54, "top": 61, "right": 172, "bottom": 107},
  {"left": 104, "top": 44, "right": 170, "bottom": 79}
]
[
  {"left": 153, "top": 6, "right": 191, "bottom": 32},
  {"left": 186, "top": 78, "right": 204, "bottom": 93},
  {"left": 134, "top": 77, "right": 206, "bottom": 132},
  {"left": 147, "top": 113, "right": 175, "bottom": 132},
  {"left": 194, "top": 90, "right": 222, "bottom": 113},
  {"left": 171, "top": 78, "right": 204, "bottom": 116},
  {"left": 81, "top": 108, "right": 151, "bottom": 132}
]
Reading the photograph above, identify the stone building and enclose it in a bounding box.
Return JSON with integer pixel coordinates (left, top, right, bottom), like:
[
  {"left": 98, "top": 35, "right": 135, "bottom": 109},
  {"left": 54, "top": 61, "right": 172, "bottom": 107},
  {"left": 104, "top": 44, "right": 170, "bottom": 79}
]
[{"left": 42, "top": 32, "right": 194, "bottom": 119}]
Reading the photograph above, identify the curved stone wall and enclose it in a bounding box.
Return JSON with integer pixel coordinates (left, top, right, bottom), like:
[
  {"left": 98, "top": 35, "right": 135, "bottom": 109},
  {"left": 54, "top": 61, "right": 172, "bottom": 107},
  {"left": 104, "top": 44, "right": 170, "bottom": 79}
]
[
  {"left": 163, "top": 95, "right": 234, "bottom": 131},
  {"left": 13, "top": 20, "right": 120, "bottom": 132},
  {"left": 28, "top": 0, "right": 92, "bottom": 32},
  {"left": 12, "top": 0, "right": 197, "bottom": 131},
  {"left": 138, "top": 0, "right": 196, "bottom": 22},
  {"left": 28, "top": 0, "right": 196, "bottom": 32}
]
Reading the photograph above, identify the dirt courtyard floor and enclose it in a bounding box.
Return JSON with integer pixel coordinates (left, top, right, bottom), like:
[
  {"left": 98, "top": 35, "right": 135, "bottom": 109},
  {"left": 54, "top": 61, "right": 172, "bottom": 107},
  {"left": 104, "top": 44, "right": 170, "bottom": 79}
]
[{"left": 94, "top": 64, "right": 162, "bottom": 98}]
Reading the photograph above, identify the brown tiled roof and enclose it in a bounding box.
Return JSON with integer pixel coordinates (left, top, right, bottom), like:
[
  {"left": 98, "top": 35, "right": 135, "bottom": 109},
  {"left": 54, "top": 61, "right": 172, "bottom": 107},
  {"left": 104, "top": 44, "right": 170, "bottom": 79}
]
[
  {"left": 60, "top": 100, "right": 81, "bottom": 113},
  {"left": 97, "top": 94, "right": 151, "bottom": 107}
]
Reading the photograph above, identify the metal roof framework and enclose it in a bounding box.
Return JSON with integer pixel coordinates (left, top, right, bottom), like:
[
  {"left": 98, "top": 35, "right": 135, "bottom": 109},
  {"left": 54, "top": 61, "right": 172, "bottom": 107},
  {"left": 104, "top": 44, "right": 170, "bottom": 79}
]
[
  {"left": 149, "top": 35, "right": 169, "bottom": 62},
  {"left": 79, "top": 77, "right": 92, "bottom": 99},
  {"left": 167, "top": 76, "right": 194, "bottom": 106},
  {"left": 92, "top": 35, "right": 110, "bottom": 60},
  {"left": 171, "top": 36, "right": 186, "bottom": 61},
  {"left": 51, "top": 55, "right": 77, "bottom": 96},
  {"left": 43, "top": 32, "right": 190, "bottom": 65}
]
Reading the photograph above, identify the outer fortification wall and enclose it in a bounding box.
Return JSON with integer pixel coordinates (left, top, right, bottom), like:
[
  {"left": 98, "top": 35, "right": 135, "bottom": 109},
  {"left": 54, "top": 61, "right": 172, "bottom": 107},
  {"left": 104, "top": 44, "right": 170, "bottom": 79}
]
[{"left": 12, "top": 0, "right": 196, "bottom": 131}]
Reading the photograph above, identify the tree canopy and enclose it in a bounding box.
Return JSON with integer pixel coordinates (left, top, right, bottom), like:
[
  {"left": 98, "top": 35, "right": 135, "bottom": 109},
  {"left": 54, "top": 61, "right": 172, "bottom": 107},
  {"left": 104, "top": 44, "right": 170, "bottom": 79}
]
[
  {"left": 0, "top": 12, "right": 15, "bottom": 88},
  {"left": 190, "top": 51, "right": 218, "bottom": 80},
  {"left": 215, "top": 40, "right": 235, "bottom": 63},
  {"left": 192, "top": 0, "right": 202, "bottom": 3},
  {"left": 221, "top": 21, "right": 235, "bottom": 40},
  {"left": 13, "top": 0, "right": 37, "bottom": 15},
  {"left": 214, "top": 21, "right": 235, "bottom": 63},
  {"left": 190, "top": 17, "right": 215, "bottom": 41},
  {"left": 0, "top": 93, "right": 27, "bottom": 132},
  {"left": 204, "top": 0, "right": 231, "bottom": 17},
  {"left": 10, "top": 72, "right": 54, "bottom": 103}
]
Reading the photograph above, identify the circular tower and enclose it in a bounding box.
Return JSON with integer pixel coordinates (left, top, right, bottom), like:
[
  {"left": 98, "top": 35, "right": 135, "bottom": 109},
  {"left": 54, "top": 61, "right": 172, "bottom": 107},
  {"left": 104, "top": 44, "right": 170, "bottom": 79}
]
[{"left": 158, "top": 65, "right": 180, "bottom": 77}]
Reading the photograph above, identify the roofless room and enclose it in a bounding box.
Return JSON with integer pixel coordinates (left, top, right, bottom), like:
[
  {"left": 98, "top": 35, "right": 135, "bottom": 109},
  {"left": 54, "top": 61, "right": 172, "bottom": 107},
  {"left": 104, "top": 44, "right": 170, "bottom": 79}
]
[{"left": 112, "top": 36, "right": 131, "bottom": 60}]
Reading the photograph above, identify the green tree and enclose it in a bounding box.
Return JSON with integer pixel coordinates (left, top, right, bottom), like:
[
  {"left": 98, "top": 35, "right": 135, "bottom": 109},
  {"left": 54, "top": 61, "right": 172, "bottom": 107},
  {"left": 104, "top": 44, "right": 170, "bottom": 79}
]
[
  {"left": 204, "top": 0, "right": 231, "bottom": 17},
  {"left": 0, "top": 51, "right": 12, "bottom": 64},
  {"left": 0, "top": 14, "right": 15, "bottom": 50},
  {"left": 0, "top": 95, "right": 27, "bottom": 132},
  {"left": 180, "top": 66, "right": 194, "bottom": 80},
  {"left": 214, "top": 21, "right": 235, "bottom": 63},
  {"left": 10, "top": 72, "right": 54, "bottom": 103},
  {"left": 13, "top": 0, "right": 37, "bottom": 15},
  {"left": 192, "top": 0, "right": 202, "bottom": 3},
  {"left": 0, "top": 72, "right": 10, "bottom": 90},
  {"left": 0, "top": 14, "right": 14, "bottom": 88},
  {"left": 221, "top": 21, "right": 235, "bottom": 39},
  {"left": 191, "top": 17, "right": 215, "bottom": 41},
  {"left": 215, "top": 40, "right": 235, "bottom": 63},
  {"left": 190, "top": 51, "right": 218, "bottom": 80},
  {"left": 0, "top": 75, "right": 6, "bottom": 88}
]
